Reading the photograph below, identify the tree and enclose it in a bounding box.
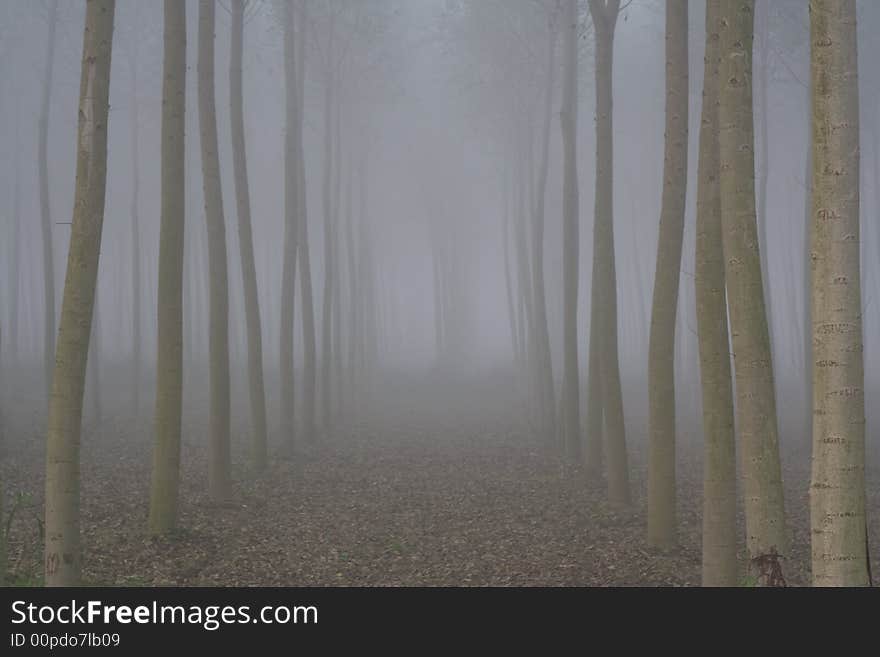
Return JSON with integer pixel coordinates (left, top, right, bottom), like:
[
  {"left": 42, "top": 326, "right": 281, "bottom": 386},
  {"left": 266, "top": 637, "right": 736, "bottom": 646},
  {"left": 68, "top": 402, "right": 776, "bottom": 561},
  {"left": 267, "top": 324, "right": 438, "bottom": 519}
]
[
  {"left": 560, "top": 0, "right": 580, "bottom": 463},
  {"left": 587, "top": 0, "right": 630, "bottom": 504},
  {"left": 44, "top": 0, "right": 115, "bottom": 586},
  {"left": 198, "top": 0, "right": 232, "bottom": 503},
  {"left": 531, "top": 6, "right": 558, "bottom": 449},
  {"left": 231, "top": 0, "right": 268, "bottom": 471},
  {"left": 809, "top": 0, "right": 868, "bottom": 587},
  {"left": 647, "top": 0, "right": 688, "bottom": 550},
  {"left": 718, "top": 0, "right": 786, "bottom": 584},
  {"left": 126, "top": 9, "right": 143, "bottom": 416},
  {"left": 149, "top": 0, "right": 186, "bottom": 536},
  {"left": 695, "top": 0, "right": 737, "bottom": 586},
  {"left": 39, "top": 0, "right": 59, "bottom": 400},
  {"left": 297, "top": 0, "right": 317, "bottom": 446},
  {"left": 280, "top": 0, "right": 300, "bottom": 453}
]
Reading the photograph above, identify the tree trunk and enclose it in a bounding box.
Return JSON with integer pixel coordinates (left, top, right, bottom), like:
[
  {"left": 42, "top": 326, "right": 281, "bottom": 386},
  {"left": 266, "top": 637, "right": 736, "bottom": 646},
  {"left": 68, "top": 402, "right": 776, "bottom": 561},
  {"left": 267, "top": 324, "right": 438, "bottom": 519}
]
[
  {"left": 695, "top": 0, "right": 737, "bottom": 586},
  {"left": 320, "top": 17, "right": 336, "bottom": 436},
  {"left": 647, "top": 0, "right": 688, "bottom": 550},
  {"left": 198, "top": 0, "right": 232, "bottom": 503},
  {"left": 533, "top": 19, "right": 558, "bottom": 449},
  {"left": 230, "top": 0, "right": 268, "bottom": 472},
  {"left": 129, "top": 47, "right": 142, "bottom": 417},
  {"left": 589, "top": 0, "right": 630, "bottom": 504},
  {"left": 718, "top": 0, "right": 786, "bottom": 584},
  {"left": 39, "top": 0, "right": 59, "bottom": 400},
  {"left": 296, "top": 0, "right": 317, "bottom": 446},
  {"left": 149, "top": 0, "right": 186, "bottom": 534},
  {"left": 560, "top": 0, "right": 580, "bottom": 462},
  {"left": 44, "top": 0, "right": 115, "bottom": 586},
  {"left": 280, "top": 0, "right": 300, "bottom": 454},
  {"left": 809, "top": 0, "right": 868, "bottom": 587}
]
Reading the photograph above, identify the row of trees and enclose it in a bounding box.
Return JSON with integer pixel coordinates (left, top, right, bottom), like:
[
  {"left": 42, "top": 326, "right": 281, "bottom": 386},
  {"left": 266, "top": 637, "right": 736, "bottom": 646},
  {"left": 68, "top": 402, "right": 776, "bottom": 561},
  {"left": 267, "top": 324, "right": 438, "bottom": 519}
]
[
  {"left": 444, "top": 0, "right": 871, "bottom": 586},
  {"left": 39, "top": 0, "right": 394, "bottom": 585},
  {"left": 0, "top": 0, "right": 869, "bottom": 586}
]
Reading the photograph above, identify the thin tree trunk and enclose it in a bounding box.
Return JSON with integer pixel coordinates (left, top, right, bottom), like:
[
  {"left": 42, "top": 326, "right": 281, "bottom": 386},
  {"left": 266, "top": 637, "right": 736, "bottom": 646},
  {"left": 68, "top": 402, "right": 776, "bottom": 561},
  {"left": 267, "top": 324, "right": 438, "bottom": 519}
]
[
  {"left": 296, "top": 0, "right": 317, "bottom": 445},
  {"left": 560, "top": 0, "right": 580, "bottom": 462},
  {"left": 198, "top": 0, "right": 232, "bottom": 503},
  {"left": 589, "top": 0, "right": 630, "bottom": 504},
  {"left": 809, "top": 0, "right": 868, "bottom": 587},
  {"left": 696, "top": 0, "right": 737, "bottom": 586},
  {"left": 44, "top": 0, "right": 115, "bottom": 586},
  {"left": 755, "top": 0, "right": 774, "bottom": 368},
  {"left": 533, "top": 19, "right": 558, "bottom": 449},
  {"left": 230, "top": 0, "right": 268, "bottom": 472},
  {"left": 129, "top": 44, "right": 142, "bottom": 417},
  {"left": 39, "top": 0, "right": 59, "bottom": 400},
  {"left": 718, "top": 0, "right": 786, "bottom": 584},
  {"left": 150, "top": 0, "right": 186, "bottom": 534},
  {"left": 647, "top": 0, "right": 689, "bottom": 550},
  {"left": 320, "top": 17, "right": 336, "bottom": 435},
  {"left": 280, "top": 0, "right": 300, "bottom": 453}
]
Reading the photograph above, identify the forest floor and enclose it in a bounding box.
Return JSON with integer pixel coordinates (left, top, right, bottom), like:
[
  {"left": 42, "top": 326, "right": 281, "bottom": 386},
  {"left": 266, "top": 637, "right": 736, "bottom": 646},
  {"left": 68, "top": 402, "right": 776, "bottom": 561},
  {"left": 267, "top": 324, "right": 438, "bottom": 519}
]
[{"left": 2, "top": 372, "right": 879, "bottom": 586}]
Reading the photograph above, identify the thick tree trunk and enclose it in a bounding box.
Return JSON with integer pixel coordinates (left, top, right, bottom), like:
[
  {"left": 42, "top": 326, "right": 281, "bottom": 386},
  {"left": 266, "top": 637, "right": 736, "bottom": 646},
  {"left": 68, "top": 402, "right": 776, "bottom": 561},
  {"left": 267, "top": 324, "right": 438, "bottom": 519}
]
[
  {"left": 589, "top": 0, "right": 630, "bottom": 505},
  {"left": 695, "top": 0, "right": 737, "bottom": 586},
  {"left": 39, "top": 0, "right": 59, "bottom": 400},
  {"left": 647, "top": 0, "right": 688, "bottom": 550},
  {"left": 44, "top": 0, "right": 115, "bottom": 586},
  {"left": 718, "top": 0, "right": 786, "bottom": 584},
  {"left": 809, "top": 0, "right": 868, "bottom": 587},
  {"left": 149, "top": 0, "right": 186, "bottom": 535},
  {"left": 230, "top": 0, "right": 268, "bottom": 471},
  {"left": 560, "top": 0, "right": 580, "bottom": 461},
  {"left": 198, "top": 0, "right": 232, "bottom": 503}
]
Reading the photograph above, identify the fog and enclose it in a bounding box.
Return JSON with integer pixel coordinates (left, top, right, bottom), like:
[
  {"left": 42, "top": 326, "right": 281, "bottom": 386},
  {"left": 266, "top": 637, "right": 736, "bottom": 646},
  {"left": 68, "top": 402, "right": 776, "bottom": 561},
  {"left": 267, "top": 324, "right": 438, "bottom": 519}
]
[{"left": 0, "top": 0, "right": 877, "bottom": 587}]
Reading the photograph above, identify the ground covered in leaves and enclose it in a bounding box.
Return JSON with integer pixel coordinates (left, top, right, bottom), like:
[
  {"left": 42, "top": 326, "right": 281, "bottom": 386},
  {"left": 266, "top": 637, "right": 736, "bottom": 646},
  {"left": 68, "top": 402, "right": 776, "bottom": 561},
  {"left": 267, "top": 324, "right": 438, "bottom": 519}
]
[{"left": 2, "top": 373, "right": 878, "bottom": 586}]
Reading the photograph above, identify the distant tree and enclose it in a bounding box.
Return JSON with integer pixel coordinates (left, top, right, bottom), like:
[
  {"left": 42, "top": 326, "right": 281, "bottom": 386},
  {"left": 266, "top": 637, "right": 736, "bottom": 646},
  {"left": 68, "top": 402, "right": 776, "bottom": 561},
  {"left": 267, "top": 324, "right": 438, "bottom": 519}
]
[
  {"left": 230, "top": 0, "right": 268, "bottom": 471},
  {"left": 44, "top": 0, "right": 115, "bottom": 586},
  {"left": 39, "top": 0, "right": 59, "bottom": 400},
  {"left": 809, "top": 0, "right": 869, "bottom": 587},
  {"left": 559, "top": 0, "right": 580, "bottom": 463},
  {"left": 280, "top": 0, "right": 300, "bottom": 453},
  {"left": 198, "top": 0, "right": 232, "bottom": 503}
]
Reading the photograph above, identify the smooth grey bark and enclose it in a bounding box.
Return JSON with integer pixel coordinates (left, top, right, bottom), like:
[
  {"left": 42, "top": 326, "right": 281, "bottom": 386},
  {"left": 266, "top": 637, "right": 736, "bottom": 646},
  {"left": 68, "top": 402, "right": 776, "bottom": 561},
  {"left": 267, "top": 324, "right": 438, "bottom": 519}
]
[
  {"left": 44, "top": 0, "right": 115, "bottom": 586},
  {"left": 647, "top": 0, "right": 689, "bottom": 550},
  {"left": 198, "top": 0, "right": 232, "bottom": 503}
]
